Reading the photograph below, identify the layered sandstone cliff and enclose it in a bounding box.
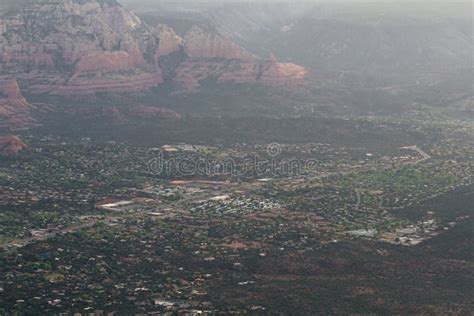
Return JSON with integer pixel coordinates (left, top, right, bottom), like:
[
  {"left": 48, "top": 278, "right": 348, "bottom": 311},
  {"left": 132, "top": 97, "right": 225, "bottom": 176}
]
[
  {"left": 0, "top": 0, "right": 307, "bottom": 128},
  {"left": 101, "top": 105, "right": 181, "bottom": 123},
  {"left": 0, "top": 0, "right": 306, "bottom": 94},
  {"left": 258, "top": 54, "right": 307, "bottom": 85},
  {"left": 155, "top": 24, "right": 183, "bottom": 58},
  {"left": 0, "top": 0, "right": 162, "bottom": 96},
  {"left": 0, "top": 80, "right": 36, "bottom": 130},
  {"left": 0, "top": 135, "right": 27, "bottom": 155},
  {"left": 166, "top": 26, "right": 306, "bottom": 90}
]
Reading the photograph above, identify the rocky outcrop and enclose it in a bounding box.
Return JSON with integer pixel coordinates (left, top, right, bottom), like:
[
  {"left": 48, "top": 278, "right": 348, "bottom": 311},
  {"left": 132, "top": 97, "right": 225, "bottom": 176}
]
[
  {"left": 166, "top": 27, "right": 306, "bottom": 90},
  {"left": 29, "top": 73, "right": 163, "bottom": 96},
  {"left": 29, "top": 50, "right": 165, "bottom": 96},
  {"left": 155, "top": 24, "right": 183, "bottom": 58},
  {"left": 173, "top": 53, "right": 306, "bottom": 90},
  {"left": 0, "top": 135, "right": 27, "bottom": 155},
  {"left": 0, "top": 0, "right": 162, "bottom": 96},
  {"left": 0, "top": 80, "right": 36, "bottom": 130},
  {"left": 74, "top": 51, "right": 145, "bottom": 74},
  {"left": 258, "top": 54, "right": 307, "bottom": 86},
  {"left": 0, "top": 0, "right": 307, "bottom": 128}
]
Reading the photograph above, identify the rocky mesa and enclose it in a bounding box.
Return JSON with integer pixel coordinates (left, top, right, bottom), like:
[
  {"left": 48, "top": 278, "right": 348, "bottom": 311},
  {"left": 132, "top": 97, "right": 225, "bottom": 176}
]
[
  {"left": 0, "top": 135, "right": 27, "bottom": 155},
  {"left": 0, "top": 80, "right": 36, "bottom": 130},
  {"left": 0, "top": 0, "right": 307, "bottom": 129},
  {"left": 159, "top": 25, "right": 307, "bottom": 90},
  {"left": 0, "top": 0, "right": 306, "bottom": 93},
  {"left": 0, "top": 0, "right": 163, "bottom": 96}
]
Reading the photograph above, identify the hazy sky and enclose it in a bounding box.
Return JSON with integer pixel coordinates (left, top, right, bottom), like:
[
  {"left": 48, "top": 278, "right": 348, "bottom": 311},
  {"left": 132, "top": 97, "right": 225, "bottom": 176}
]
[{"left": 120, "top": 0, "right": 469, "bottom": 2}]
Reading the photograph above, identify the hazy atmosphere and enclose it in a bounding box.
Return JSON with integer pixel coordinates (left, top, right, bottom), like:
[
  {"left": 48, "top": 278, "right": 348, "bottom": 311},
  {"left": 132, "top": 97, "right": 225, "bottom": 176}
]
[{"left": 0, "top": 0, "right": 472, "bottom": 314}]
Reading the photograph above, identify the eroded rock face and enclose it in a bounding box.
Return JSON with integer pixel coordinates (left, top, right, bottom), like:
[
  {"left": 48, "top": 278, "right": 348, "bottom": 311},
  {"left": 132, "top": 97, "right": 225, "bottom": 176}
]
[
  {"left": 0, "top": 0, "right": 307, "bottom": 128},
  {"left": 0, "top": 80, "right": 36, "bottom": 130},
  {"left": 155, "top": 24, "right": 183, "bottom": 58},
  {"left": 75, "top": 51, "right": 145, "bottom": 74},
  {"left": 172, "top": 53, "right": 306, "bottom": 90},
  {"left": 30, "top": 73, "right": 163, "bottom": 97},
  {"left": 0, "top": 135, "right": 27, "bottom": 155},
  {"left": 0, "top": 0, "right": 306, "bottom": 95},
  {"left": 0, "top": 0, "right": 161, "bottom": 96},
  {"left": 258, "top": 55, "right": 308, "bottom": 86}
]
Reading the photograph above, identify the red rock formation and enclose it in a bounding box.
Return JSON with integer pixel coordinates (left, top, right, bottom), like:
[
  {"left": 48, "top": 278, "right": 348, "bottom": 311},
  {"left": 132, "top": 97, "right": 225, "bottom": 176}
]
[
  {"left": 75, "top": 51, "right": 145, "bottom": 74},
  {"left": 174, "top": 61, "right": 226, "bottom": 90},
  {"left": 0, "top": 51, "right": 55, "bottom": 71},
  {"left": 0, "top": 79, "right": 36, "bottom": 130},
  {"left": 4, "top": 80, "right": 28, "bottom": 106},
  {"left": 155, "top": 25, "right": 183, "bottom": 58},
  {"left": 168, "top": 29, "right": 306, "bottom": 90},
  {"left": 0, "top": 1, "right": 308, "bottom": 108},
  {"left": 175, "top": 54, "right": 307, "bottom": 90},
  {"left": 217, "top": 62, "right": 260, "bottom": 84},
  {"left": 0, "top": 135, "right": 27, "bottom": 155},
  {"left": 30, "top": 73, "right": 163, "bottom": 96},
  {"left": 0, "top": 0, "right": 162, "bottom": 97},
  {"left": 258, "top": 54, "right": 307, "bottom": 86}
]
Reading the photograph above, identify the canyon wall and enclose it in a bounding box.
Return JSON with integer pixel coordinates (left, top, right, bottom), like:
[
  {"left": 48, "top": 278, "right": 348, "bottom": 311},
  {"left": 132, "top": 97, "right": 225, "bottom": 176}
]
[{"left": 0, "top": 0, "right": 307, "bottom": 129}]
